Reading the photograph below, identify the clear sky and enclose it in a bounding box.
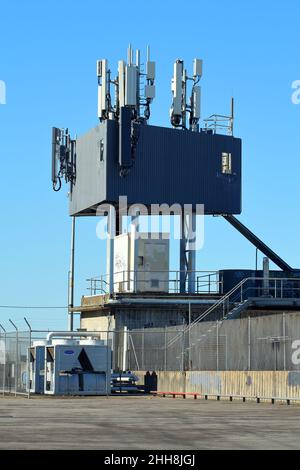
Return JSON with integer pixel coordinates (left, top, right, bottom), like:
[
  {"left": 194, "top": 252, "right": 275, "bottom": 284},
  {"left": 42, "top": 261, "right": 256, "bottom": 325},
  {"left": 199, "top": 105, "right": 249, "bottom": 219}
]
[{"left": 0, "top": 0, "right": 299, "bottom": 331}]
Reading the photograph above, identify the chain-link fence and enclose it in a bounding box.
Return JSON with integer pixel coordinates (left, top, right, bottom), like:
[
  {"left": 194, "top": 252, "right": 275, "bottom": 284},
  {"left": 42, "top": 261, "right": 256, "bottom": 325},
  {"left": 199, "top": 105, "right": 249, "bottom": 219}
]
[
  {"left": 0, "top": 329, "right": 31, "bottom": 395},
  {"left": 1, "top": 312, "right": 300, "bottom": 396},
  {"left": 124, "top": 313, "right": 300, "bottom": 372}
]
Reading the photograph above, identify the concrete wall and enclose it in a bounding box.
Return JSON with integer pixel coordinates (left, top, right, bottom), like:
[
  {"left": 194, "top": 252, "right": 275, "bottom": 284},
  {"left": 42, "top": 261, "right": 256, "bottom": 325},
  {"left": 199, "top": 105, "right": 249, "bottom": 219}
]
[
  {"left": 81, "top": 312, "right": 115, "bottom": 332},
  {"left": 80, "top": 304, "right": 224, "bottom": 330},
  {"left": 134, "top": 370, "right": 300, "bottom": 400}
]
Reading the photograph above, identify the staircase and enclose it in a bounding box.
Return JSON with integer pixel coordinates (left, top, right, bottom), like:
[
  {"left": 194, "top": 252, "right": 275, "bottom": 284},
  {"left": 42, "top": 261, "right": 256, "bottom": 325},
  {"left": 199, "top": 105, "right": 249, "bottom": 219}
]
[{"left": 167, "top": 275, "right": 300, "bottom": 349}]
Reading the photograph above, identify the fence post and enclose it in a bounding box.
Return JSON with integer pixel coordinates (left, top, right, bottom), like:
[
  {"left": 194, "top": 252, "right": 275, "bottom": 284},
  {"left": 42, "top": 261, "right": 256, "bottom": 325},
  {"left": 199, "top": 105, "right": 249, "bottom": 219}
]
[
  {"left": 24, "top": 317, "right": 32, "bottom": 399},
  {"left": 188, "top": 303, "right": 191, "bottom": 371},
  {"left": 142, "top": 328, "right": 145, "bottom": 371},
  {"left": 283, "top": 313, "right": 286, "bottom": 371},
  {"left": 106, "top": 328, "right": 110, "bottom": 397},
  {"left": 216, "top": 321, "right": 219, "bottom": 372},
  {"left": 9, "top": 320, "right": 18, "bottom": 396},
  {"left": 181, "top": 329, "right": 185, "bottom": 372},
  {"left": 0, "top": 324, "right": 6, "bottom": 396},
  {"left": 164, "top": 327, "right": 167, "bottom": 371},
  {"left": 248, "top": 316, "right": 251, "bottom": 371},
  {"left": 122, "top": 326, "right": 128, "bottom": 372}
]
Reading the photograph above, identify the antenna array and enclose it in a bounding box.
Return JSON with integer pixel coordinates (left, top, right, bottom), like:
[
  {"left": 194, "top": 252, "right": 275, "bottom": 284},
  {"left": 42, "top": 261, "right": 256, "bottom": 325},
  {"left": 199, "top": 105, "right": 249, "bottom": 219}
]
[
  {"left": 170, "top": 58, "right": 203, "bottom": 131},
  {"left": 97, "top": 45, "right": 156, "bottom": 124}
]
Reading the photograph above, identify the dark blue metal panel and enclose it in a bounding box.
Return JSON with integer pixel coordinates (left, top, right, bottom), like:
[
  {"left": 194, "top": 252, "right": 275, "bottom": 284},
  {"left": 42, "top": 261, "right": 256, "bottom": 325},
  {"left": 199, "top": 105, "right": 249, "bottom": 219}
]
[
  {"left": 106, "top": 122, "right": 242, "bottom": 214},
  {"left": 70, "top": 121, "right": 242, "bottom": 215},
  {"left": 119, "top": 107, "right": 132, "bottom": 168},
  {"left": 220, "top": 269, "right": 300, "bottom": 297}
]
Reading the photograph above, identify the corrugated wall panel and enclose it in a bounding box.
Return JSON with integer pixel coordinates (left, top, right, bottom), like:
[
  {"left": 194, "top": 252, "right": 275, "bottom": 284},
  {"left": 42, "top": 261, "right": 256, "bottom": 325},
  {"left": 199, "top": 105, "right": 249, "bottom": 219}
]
[
  {"left": 71, "top": 121, "right": 242, "bottom": 215},
  {"left": 133, "top": 371, "right": 300, "bottom": 400}
]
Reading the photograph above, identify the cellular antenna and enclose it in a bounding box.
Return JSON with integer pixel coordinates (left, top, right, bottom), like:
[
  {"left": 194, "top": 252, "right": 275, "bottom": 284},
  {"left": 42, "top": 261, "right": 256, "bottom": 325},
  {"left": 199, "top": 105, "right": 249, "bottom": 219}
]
[
  {"left": 95, "top": 45, "right": 156, "bottom": 126},
  {"left": 170, "top": 57, "right": 203, "bottom": 131}
]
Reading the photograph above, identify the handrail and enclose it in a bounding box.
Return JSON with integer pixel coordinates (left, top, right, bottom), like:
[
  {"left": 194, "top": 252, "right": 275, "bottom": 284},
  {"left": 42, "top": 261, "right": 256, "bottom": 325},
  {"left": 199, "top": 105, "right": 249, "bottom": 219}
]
[
  {"left": 167, "top": 277, "right": 300, "bottom": 348},
  {"left": 86, "top": 270, "right": 221, "bottom": 295}
]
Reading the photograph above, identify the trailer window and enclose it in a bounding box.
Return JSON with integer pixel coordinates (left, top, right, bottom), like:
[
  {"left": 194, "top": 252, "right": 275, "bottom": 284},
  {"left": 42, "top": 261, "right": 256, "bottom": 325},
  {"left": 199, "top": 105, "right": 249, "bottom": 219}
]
[{"left": 222, "top": 152, "right": 232, "bottom": 174}]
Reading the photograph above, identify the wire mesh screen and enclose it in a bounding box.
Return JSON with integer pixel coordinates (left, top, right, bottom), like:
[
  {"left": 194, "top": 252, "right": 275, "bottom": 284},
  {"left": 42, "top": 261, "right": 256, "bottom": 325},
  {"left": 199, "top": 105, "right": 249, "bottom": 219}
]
[
  {"left": 119, "top": 313, "right": 300, "bottom": 372},
  {"left": 1, "top": 313, "right": 300, "bottom": 395},
  {"left": 0, "top": 330, "right": 31, "bottom": 395}
]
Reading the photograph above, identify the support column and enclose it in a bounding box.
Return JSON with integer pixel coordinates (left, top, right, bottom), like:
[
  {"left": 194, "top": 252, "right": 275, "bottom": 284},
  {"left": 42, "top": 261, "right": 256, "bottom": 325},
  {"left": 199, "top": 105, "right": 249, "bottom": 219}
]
[
  {"left": 130, "top": 210, "right": 140, "bottom": 293},
  {"left": 122, "top": 326, "right": 128, "bottom": 372},
  {"left": 68, "top": 216, "right": 75, "bottom": 331},
  {"left": 116, "top": 207, "right": 123, "bottom": 236},
  {"left": 179, "top": 212, "right": 187, "bottom": 293},
  {"left": 263, "top": 257, "right": 270, "bottom": 296},
  {"left": 106, "top": 206, "right": 116, "bottom": 295},
  {"left": 179, "top": 211, "right": 197, "bottom": 294},
  {"left": 187, "top": 212, "right": 196, "bottom": 294}
]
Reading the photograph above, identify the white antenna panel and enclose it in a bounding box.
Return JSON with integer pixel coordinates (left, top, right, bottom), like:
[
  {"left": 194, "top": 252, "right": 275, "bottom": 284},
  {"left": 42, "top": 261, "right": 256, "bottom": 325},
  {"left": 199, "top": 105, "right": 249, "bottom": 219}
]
[
  {"left": 172, "top": 61, "right": 183, "bottom": 116},
  {"left": 193, "top": 59, "right": 203, "bottom": 78},
  {"left": 118, "top": 60, "right": 126, "bottom": 108},
  {"left": 173, "top": 96, "right": 182, "bottom": 116},
  {"left": 136, "top": 49, "right": 140, "bottom": 68},
  {"left": 125, "top": 65, "right": 137, "bottom": 106},
  {"left": 192, "top": 86, "right": 201, "bottom": 119},
  {"left": 97, "top": 85, "right": 102, "bottom": 118},
  {"left": 145, "top": 84, "right": 155, "bottom": 100},
  {"left": 101, "top": 59, "right": 108, "bottom": 112},
  {"left": 146, "top": 61, "right": 155, "bottom": 81},
  {"left": 96, "top": 60, "right": 102, "bottom": 77},
  {"left": 173, "top": 61, "right": 183, "bottom": 98}
]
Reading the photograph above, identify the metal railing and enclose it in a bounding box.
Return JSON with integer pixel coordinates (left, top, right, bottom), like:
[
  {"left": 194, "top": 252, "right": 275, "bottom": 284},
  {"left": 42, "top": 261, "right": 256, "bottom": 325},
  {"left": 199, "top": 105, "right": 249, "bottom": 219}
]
[
  {"left": 203, "top": 114, "right": 233, "bottom": 135},
  {"left": 86, "top": 270, "right": 222, "bottom": 296},
  {"left": 167, "top": 277, "right": 300, "bottom": 348}
]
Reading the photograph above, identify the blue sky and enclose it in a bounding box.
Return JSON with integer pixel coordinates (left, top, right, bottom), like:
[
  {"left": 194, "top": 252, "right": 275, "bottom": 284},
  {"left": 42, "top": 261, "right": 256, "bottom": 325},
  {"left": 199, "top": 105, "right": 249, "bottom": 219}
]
[{"left": 0, "top": 0, "right": 299, "bottom": 331}]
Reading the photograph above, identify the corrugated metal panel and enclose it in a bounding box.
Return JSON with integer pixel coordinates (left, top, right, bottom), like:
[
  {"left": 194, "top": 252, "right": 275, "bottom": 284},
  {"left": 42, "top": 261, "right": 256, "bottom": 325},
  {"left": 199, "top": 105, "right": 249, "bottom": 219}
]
[
  {"left": 157, "top": 371, "right": 185, "bottom": 393},
  {"left": 108, "top": 123, "right": 242, "bottom": 212},
  {"left": 186, "top": 371, "right": 222, "bottom": 395},
  {"left": 138, "top": 371, "right": 300, "bottom": 399},
  {"left": 70, "top": 121, "right": 242, "bottom": 216}
]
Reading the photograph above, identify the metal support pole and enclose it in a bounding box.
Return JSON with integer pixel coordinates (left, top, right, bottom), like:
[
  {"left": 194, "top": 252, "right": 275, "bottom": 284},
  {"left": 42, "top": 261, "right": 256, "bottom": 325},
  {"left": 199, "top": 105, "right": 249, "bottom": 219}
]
[
  {"left": 179, "top": 210, "right": 197, "bottom": 294},
  {"left": 283, "top": 313, "right": 286, "bottom": 371},
  {"left": 130, "top": 210, "right": 140, "bottom": 293},
  {"left": 216, "top": 321, "right": 219, "bottom": 372},
  {"left": 106, "top": 329, "right": 110, "bottom": 397},
  {"left": 0, "top": 324, "right": 6, "bottom": 396},
  {"left": 164, "top": 327, "right": 167, "bottom": 371},
  {"left": 181, "top": 329, "right": 185, "bottom": 372},
  {"left": 187, "top": 213, "right": 196, "bottom": 294},
  {"left": 248, "top": 316, "right": 251, "bottom": 371},
  {"left": 142, "top": 328, "right": 145, "bottom": 371},
  {"left": 24, "top": 317, "right": 31, "bottom": 399},
  {"left": 188, "top": 303, "right": 191, "bottom": 370},
  {"left": 122, "top": 326, "right": 128, "bottom": 372},
  {"left": 106, "top": 206, "right": 116, "bottom": 295},
  {"left": 263, "top": 257, "right": 270, "bottom": 297},
  {"left": 68, "top": 216, "right": 76, "bottom": 331},
  {"left": 230, "top": 97, "right": 234, "bottom": 136},
  {"left": 179, "top": 212, "right": 187, "bottom": 293},
  {"left": 9, "top": 319, "right": 18, "bottom": 396}
]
